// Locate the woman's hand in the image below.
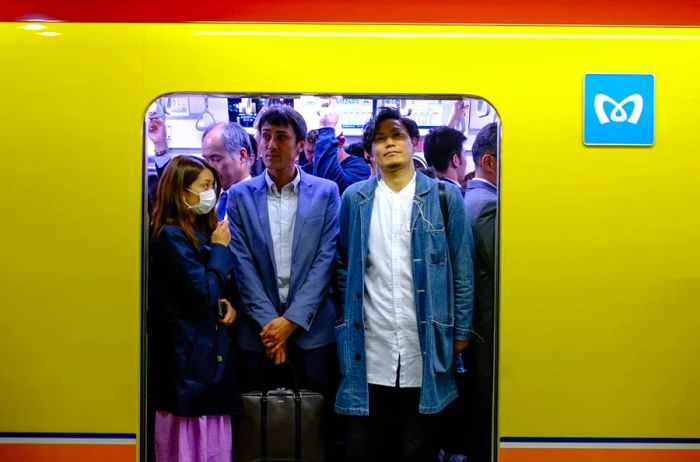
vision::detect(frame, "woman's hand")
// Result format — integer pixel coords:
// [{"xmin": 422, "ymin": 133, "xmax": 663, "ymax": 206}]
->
[
  {"xmin": 211, "ymin": 219, "xmax": 230, "ymax": 246},
  {"xmin": 217, "ymin": 298, "xmax": 237, "ymax": 327}
]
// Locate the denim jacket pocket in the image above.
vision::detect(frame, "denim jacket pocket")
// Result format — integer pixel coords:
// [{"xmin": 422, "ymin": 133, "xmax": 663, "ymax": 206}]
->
[
  {"xmin": 426, "ymin": 228, "xmax": 447, "ymax": 265},
  {"xmin": 430, "ymin": 319, "xmax": 454, "ymax": 373}
]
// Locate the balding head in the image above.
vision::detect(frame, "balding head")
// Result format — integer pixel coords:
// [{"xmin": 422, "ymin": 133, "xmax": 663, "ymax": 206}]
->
[{"xmin": 202, "ymin": 122, "xmax": 252, "ymax": 190}]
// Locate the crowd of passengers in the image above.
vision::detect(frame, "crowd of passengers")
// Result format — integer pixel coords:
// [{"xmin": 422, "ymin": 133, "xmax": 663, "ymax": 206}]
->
[{"xmin": 147, "ymin": 100, "xmax": 498, "ymax": 462}]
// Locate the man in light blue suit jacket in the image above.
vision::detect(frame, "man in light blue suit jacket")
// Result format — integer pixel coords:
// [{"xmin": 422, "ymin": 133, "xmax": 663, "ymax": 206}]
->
[{"xmin": 226, "ymin": 105, "xmax": 340, "ymax": 394}]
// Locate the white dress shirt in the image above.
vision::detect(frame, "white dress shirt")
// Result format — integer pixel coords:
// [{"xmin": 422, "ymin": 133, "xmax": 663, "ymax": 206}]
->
[
  {"xmin": 363, "ymin": 174, "xmax": 422, "ymax": 388},
  {"xmin": 265, "ymin": 168, "xmax": 300, "ymax": 304}
]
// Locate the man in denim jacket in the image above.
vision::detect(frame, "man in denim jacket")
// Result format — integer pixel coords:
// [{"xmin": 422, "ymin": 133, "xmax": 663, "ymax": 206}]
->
[{"xmin": 334, "ymin": 107, "xmax": 474, "ymax": 462}]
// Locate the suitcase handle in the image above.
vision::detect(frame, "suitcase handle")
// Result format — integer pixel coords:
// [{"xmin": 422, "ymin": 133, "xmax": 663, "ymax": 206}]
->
[{"xmin": 260, "ymin": 359, "xmax": 302, "ymax": 397}]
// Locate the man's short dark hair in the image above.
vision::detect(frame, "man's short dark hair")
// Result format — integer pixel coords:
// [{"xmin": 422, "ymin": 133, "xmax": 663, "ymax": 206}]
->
[
  {"xmin": 471, "ymin": 122, "xmax": 498, "ymax": 167},
  {"xmin": 362, "ymin": 107, "xmax": 420, "ymax": 155},
  {"xmin": 257, "ymin": 104, "xmax": 307, "ymax": 143},
  {"xmin": 423, "ymin": 126, "xmax": 466, "ymax": 173},
  {"xmin": 345, "ymin": 142, "xmax": 365, "ymax": 158},
  {"xmin": 248, "ymin": 134, "xmax": 257, "ymax": 157},
  {"xmin": 306, "ymin": 129, "xmax": 319, "ymax": 144}
]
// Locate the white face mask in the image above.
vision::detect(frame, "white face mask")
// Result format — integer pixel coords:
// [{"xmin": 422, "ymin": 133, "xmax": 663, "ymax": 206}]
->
[{"xmin": 185, "ymin": 188, "xmax": 217, "ymax": 215}]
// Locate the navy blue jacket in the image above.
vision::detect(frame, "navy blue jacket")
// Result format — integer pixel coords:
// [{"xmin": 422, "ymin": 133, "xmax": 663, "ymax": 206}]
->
[
  {"xmin": 148, "ymin": 225, "xmax": 239, "ymax": 416},
  {"xmin": 313, "ymin": 127, "xmax": 370, "ymax": 194}
]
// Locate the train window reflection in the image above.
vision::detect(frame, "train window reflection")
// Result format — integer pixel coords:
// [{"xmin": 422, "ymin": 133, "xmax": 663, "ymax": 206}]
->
[{"xmin": 142, "ymin": 93, "xmax": 500, "ymax": 462}]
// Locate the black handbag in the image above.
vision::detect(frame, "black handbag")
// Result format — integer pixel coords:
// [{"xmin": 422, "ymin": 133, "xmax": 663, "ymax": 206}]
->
[{"xmin": 234, "ymin": 362, "xmax": 325, "ymax": 462}]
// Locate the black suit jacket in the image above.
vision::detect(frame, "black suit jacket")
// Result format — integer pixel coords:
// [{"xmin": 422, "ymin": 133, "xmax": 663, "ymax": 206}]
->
[{"xmin": 463, "ymin": 180, "xmax": 497, "ymax": 376}]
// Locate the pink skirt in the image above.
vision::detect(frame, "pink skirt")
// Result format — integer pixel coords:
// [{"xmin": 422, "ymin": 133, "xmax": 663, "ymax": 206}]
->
[{"xmin": 154, "ymin": 410, "xmax": 232, "ymax": 462}]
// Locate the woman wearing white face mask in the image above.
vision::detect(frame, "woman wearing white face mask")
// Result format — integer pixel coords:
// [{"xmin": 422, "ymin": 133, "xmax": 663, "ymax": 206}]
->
[{"xmin": 149, "ymin": 155, "xmax": 239, "ymax": 462}]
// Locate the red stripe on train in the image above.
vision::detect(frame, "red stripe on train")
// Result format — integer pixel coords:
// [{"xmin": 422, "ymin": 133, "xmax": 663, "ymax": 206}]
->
[{"xmin": 3, "ymin": 0, "xmax": 700, "ymax": 26}]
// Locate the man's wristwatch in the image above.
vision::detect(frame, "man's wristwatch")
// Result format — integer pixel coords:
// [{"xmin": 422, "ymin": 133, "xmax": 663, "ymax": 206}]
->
[{"xmin": 154, "ymin": 148, "xmax": 169, "ymax": 157}]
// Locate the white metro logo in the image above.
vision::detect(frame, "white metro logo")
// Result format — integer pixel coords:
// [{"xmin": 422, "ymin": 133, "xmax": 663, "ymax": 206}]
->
[{"xmin": 593, "ymin": 94, "xmax": 643, "ymax": 125}]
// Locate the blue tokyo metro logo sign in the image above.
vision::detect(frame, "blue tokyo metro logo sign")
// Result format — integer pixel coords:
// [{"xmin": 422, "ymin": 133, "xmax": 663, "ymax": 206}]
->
[{"xmin": 583, "ymin": 73, "xmax": 655, "ymax": 146}]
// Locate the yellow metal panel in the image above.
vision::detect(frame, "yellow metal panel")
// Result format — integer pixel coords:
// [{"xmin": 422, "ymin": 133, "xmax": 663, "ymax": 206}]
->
[
  {"xmin": 0, "ymin": 23, "xmax": 698, "ymax": 450},
  {"xmin": 0, "ymin": 23, "xmax": 145, "ymax": 434}
]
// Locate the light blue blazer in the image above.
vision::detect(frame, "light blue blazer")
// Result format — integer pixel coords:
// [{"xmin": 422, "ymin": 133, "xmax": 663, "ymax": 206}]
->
[{"xmin": 226, "ymin": 170, "xmax": 340, "ymax": 352}]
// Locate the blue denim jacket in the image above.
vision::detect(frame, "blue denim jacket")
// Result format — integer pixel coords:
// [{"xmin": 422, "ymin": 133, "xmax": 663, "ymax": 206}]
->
[{"xmin": 334, "ymin": 172, "xmax": 474, "ymax": 415}]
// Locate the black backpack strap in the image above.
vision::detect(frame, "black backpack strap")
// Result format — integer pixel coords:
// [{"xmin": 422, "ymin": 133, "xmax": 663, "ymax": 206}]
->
[{"xmin": 438, "ymin": 181, "xmax": 449, "ymax": 229}]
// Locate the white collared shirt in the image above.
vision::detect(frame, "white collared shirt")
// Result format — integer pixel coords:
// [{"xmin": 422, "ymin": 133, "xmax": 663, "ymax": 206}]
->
[
  {"xmin": 265, "ymin": 168, "xmax": 301, "ymax": 304},
  {"xmin": 363, "ymin": 174, "xmax": 422, "ymax": 388}
]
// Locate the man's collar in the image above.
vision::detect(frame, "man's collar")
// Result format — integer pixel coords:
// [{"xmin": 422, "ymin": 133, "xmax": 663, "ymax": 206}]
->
[
  {"xmin": 442, "ymin": 176, "xmax": 461, "ymax": 188},
  {"xmin": 378, "ymin": 172, "xmax": 416, "ymax": 196},
  {"xmin": 264, "ymin": 166, "xmax": 301, "ymax": 193},
  {"xmin": 472, "ymin": 177, "xmax": 497, "ymax": 189}
]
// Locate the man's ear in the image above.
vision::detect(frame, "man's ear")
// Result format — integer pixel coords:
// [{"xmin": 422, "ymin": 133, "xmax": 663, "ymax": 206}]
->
[
  {"xmin": 481, "ymin": 152, "xmax": 495, "ymax": 170},
  {"xmin": 296, "ymin": 139, "xmax": 306, "ymax": 153},
  {"xmin": 238, "ymin": 147, "xmax": 249, "ymax": 162},
  {"xmin": 337, "ymin": 135, "xmax": 346, "ymax": 148},
  {"xmin": 451, "ymin": 153, "xmax": 460, "ymax": 169}
]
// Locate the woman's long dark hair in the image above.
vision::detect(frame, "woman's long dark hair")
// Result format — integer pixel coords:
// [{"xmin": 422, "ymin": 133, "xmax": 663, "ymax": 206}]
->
[{"xmin": 150, "ymin": 155, "xmax": 222, "ymax": 249}]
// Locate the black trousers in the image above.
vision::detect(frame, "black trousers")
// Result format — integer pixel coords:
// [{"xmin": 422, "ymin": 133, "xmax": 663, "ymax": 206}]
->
[
  {"xmin": 437, "ymin": 373, "xmax": 493, "ymax": 461},
  {"xmin": 237, "ymin": 342, "xmax": 336, "ymax": 393},
  {"xmin": 345, "ymin": 385, "xmax": 440, "ymax": 462},
  {"xmin": 465, "ymin": 374, "xmax": 493, "ymax": 462}
]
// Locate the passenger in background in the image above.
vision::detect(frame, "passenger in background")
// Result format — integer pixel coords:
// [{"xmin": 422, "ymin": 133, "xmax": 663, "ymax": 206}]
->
[
  {"xmin": 447, "ymin": 99, "xmax": 469, "ymax": 132},
  {"xmin": 412, "ymin": 152, "xmax": 428, "ymax": 171},
  {"xmin": 300, "ymin": 129, "xmax": 318, "ymax": 174},
  {"xmin": 344, "ymin": 141, "xmax": 365, "ymax": 161},
  {"xmin": 149, "ymin": 156, "xmax": 238, "ymax": 462},
  {"xmin": 463, "ymin": 122, "xmax": 498, "ymax": 462},
  {"xmin": 423, "ymin": 126, "xmax": 468, "ymax": 196},
  {"xmin": 249, "ymin": 133, "xmax": 265, "ymax": 177},
  {"xmin": 460, "ymin": 170, "xmax": 475, "ymax": 191},
  {"xmin": 227, "ymin": 104, "xmax": 339, "ymax": 394},
  {"xmin": 310, "ymin": 102, "xmax": 371, "ymax": 194},
  {"xmin": 201, "ymin": 122, "xmax": 254, "ymax": 219},
  {"xmin": 361, "ymin": 149, "xmax": 379, "ymax": 178},
  {"xmin": 417, "ymin": 165, "xmax": 438, "ymax": 179},
  {"xmin": 335, "ymin": 107, "xmax": 474, "ymax": 462},
  {"xmin": 147, "ymin": 115, "xmax": 172, "ymax": 178},
  {"xmin": 147, "ymin": 117, "xmax": 254, "ymax": 219},
  {"xmin": 250, "ymin": 105, "xmax": 270, "ymax": 177}
]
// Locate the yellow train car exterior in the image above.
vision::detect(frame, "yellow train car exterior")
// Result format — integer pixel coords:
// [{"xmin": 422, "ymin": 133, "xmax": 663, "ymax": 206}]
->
[{"xmin": 0, "ymin": 22, "xmax": 699, "ymax": 461}]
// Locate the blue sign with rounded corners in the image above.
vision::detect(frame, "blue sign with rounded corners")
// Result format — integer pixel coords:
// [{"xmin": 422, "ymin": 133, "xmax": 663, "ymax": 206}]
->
[{"xmin": 584, "ymin": 73, "xmax": 655, "ymax": 146}]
